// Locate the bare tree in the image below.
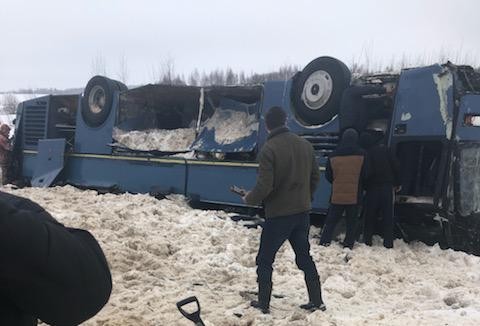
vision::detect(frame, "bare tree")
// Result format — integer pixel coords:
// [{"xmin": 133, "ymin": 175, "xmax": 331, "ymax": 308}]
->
[
  {"xmin": 238, "ymin": 71, "xmax": 246, "ymax": 85},
  {"xmin": 91, "ymin": 52, "xmax": 107, "ymax": 76},
  {"xmin": 160, "ymin": 57, "xmax": 176, "ymax": 85},
  {"xmin": 117, "ymin": 54, "xmax": 129, "ymax": 84},
  {"xmin": 188, "ymin": 69, "xmax": 201, "ymax": 86},
  {"xmin": 225, "ymin": 68, "xmax": 237, "ymax": 85},
  {"xmin": 150, "ymin": 57, "xmax": 178, "ymax": 85},
  {"xmin": 1, "ymin": 94, "xmax": 19, "ymax": 114}
]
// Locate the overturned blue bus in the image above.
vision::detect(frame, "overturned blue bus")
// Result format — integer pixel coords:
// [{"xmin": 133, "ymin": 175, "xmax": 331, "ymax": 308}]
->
[{"xmin": 12, "ymin": 56, "xmax": 480, "ymax": 254}]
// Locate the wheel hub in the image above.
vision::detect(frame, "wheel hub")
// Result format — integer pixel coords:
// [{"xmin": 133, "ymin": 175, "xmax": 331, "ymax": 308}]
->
[
  {"xmin": 301, "ymin": 70, "xmax": 333, "ymax": 110},
  {"xmin": 88, "ymin": 85, "xmax": 106, "ymax": 114}
]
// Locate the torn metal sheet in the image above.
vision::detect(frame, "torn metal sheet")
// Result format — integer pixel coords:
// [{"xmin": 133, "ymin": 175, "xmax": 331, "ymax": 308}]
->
[
  {"xmin": 192, "ymin": 99, "xmax": 259, "ymax": 153},
  {"xmin": 433, "ymin": 68, "xmax": 454, "ymax": 139},
  {"xmin": 31, "ymin": 138, "xmax": 66, "ymax": 187}
]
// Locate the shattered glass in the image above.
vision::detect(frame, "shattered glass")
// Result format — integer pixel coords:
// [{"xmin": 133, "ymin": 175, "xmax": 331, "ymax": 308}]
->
[{"xmin": 459, "ymin": 146, "xmax": 480, "ymax": 216}]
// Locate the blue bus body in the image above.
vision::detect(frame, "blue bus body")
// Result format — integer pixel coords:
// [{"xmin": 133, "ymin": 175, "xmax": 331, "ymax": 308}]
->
[{"xmin": 12, "ymin": 58, "xmax": 480, "ymax": 254}]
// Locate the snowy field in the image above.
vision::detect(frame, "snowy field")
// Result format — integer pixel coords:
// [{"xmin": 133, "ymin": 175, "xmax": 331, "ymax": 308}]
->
[
  {"xmin": 1, "ymin": 93, "xmax": 46, "ymax": 135},
  {"xmin": 2, "ymin": 185, "xmax": 480, "ymax": 326}
]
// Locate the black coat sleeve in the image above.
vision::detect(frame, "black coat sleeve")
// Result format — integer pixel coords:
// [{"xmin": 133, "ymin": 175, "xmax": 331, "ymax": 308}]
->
[
  {"xmin": 361, "ymin": 152, "xmax": 372, "ymax": 186},
  {"xmin": 0, "ymin": 191, "xmax": 62, "ymax": 225},
  {"xmin": 325, "ymin": 157, "xmax": 333, "ymax": 184}
]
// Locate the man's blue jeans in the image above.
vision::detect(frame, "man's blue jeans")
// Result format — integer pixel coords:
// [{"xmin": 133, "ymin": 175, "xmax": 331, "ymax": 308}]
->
[{"xmin": 256, "ymin": 212, "xmax": 319, "ymax": 284}]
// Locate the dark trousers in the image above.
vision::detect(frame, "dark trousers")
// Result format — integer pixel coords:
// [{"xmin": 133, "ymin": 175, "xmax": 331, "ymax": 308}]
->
[
  {"xmin": 319, "ymin": 204, "xmax": 358, "ymax": 248},
  {"xmin": 364, "ymin": 185, "xmax": 395, "ymax": 248},
  {"xmin": 256, "ymin": 212, "xmax": 319, "ymax": 284},
  {"xmin": 0, "ymin": 205, "xmax": 112, "ymax": 326}
]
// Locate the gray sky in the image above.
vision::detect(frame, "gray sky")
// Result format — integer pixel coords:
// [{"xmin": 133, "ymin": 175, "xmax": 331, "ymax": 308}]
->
[{"xmin": 0, "ymin": 0, "xmax": 479, "ymax": 91}]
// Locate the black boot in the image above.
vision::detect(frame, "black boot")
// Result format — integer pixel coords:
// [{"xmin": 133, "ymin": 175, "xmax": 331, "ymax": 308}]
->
[
  {"xmin": 300, "ymin": 276, "xmax": 326, "ymax": 312},
  {"xmin": 250, "ymin": 281, "xmax": 272, "ymax": 314}
]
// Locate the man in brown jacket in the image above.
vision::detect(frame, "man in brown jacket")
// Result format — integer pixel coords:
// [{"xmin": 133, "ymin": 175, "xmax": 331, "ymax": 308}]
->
[
  {"xmin": 243, "ymin": 106, "xmax": 325, "ymax": 314},
  {"xmin": 0, "ymin": 124, "xmax": 12, "ymax": 185},
  {"xmin": 319, "ymin": 128, "xmax": 370, "ymax": 248}
]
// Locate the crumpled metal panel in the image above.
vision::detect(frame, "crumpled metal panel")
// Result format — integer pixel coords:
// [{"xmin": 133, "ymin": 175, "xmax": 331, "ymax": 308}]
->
[
  {"xmin": 31, "ymin": 138, "xmax": 66, "ymax": 187},
  {"xmin": 191, "ymin": 126, "xmax": 258, "ymax": 153},
  {"xmin": 390, "ymin": 64, "xmax": 454, "ymax": 140},
  {"xmin": 192, "ymin": 98, "xmax": 259, "ymax": 153}
]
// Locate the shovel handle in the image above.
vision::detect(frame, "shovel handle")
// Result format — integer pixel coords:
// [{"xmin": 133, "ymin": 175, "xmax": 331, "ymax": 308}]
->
[{"xmin": 176, "ymin": 296, "xmax": 205, "ymax": 326}]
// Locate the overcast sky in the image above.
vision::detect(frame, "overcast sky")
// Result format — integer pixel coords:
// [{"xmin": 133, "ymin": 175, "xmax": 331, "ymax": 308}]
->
[{"xmin": 0, "ymin": 0, "xmax": 479, "ymax": 91}]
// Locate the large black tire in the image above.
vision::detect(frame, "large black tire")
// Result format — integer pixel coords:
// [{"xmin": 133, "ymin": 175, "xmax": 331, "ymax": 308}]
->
[
  {"xmin": 81, "ymin": 76, "xmax": 123, "ymax": 128},
  {"xmin": 291, "ymin": 56, "xmax": 351, "ymax": 125},
  {"xmin": 114, "ymin": 80, "xmax": 128, "ymax": 92}
]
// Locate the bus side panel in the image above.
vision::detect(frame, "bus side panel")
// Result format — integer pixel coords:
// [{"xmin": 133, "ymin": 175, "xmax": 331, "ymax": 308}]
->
[
  {"xmin": 186, "ymin": 163, "xmax": 258, "ymax": 206},
  {"xmin": 63, "ymin": 156, "xmax": 187, "ymax": 194},
  {"xmin": 311, "ymin": 169, "xmax": 331, "ymax": 215}
]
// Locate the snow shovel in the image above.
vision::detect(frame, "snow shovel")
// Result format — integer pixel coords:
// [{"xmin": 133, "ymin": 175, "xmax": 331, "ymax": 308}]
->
[{"xmin": 176, "ymin": 296, "xmax": 206, "ymax": 326}]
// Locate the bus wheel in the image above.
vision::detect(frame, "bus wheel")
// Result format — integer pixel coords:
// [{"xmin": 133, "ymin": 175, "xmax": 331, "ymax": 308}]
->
[
  {"xmin": 81, "ymin": 76, "xmax": 123, "ymax": 128},
  {"xmin": 291, "ymin": 56, "xmax": 351, "ymax": 126}
]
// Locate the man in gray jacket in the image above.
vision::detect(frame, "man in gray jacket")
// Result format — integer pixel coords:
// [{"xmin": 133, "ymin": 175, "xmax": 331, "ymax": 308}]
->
[{"xmin": 243, "ymin": 106, "xmax": 325, "ymax": 314}]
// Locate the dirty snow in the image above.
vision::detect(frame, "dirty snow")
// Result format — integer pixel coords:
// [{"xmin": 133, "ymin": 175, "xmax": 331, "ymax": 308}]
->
[
  {"xmin": 2, "ymin": 185, "xmax": 480, "ymax": 326},
  {"xmin": 203, "ymin": 109, "xmax": 258, "ymax": 145},
  {"xmin": 112, "ymin": 127, "xmax": 196, "ymax": 152}
]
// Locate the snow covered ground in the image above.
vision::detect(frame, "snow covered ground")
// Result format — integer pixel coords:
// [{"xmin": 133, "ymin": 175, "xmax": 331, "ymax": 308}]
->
[{"xmin": 2, "ymin": 185, "xmax": 480, "ymax": 326}]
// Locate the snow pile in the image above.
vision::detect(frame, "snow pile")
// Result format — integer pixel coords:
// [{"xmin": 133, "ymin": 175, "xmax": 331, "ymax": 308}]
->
[
  {"xmin": 203, "ymin": 109, "xmax": 258, "ymax": 145},
  {"xmin": 3, "ymin": 186, "xmax": 480, "ymax": 326},
  {"xmin": 113, "ymin": 127, "xmax": 196, "ymax": 152}
]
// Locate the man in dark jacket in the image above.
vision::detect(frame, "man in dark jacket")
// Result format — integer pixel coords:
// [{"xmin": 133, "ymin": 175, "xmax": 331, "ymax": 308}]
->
[
  {"xmin": 0, "ymin": 191, "xmax": 112, "ymax": 326},
  {"xmin": 339, "ymin": 84, "xmax": 389, "ymax": 134},
  {"xmin": 243, "ymin": 106, "xmax": 325, "ymax": 313},
  {"xmin": 360, "ymin": 132, "xmax": 401, "ymax": 248},
  {"xmin": 319, "ymin": 128, "xmax": 369, "ymax": 249}
]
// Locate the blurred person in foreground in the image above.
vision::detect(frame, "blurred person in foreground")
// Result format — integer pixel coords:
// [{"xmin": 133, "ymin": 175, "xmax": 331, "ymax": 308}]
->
[
  {"xmin": 319, "ymin": 128, "xmax": 370, "ymax": 249},
  {"xmin": 360, "ymin": 131, "xmax": 401, "ymax": 248},
  {"xmin": 0, "ymin": 123, "xmax": 12, "ymax": 185},
  {"xmin": 0, "ymin": 191, "xmax": 112, "ymax": 326},
  {"xmin": 243, "ymin": 106, "xmax": 325, "ymax": 314}
]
